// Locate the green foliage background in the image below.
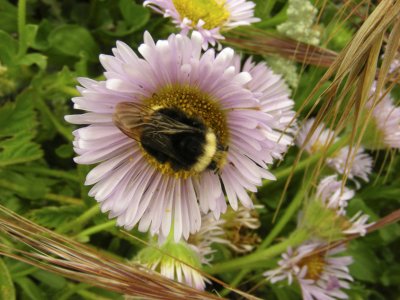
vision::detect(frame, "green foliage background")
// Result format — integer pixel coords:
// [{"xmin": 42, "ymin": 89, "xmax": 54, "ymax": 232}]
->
[{"xmin": 0, "ymin": 0, "xmax": 399, "ymax": 299}]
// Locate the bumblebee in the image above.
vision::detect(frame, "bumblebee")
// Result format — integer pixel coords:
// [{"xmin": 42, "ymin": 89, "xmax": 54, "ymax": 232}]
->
[{"xmin": 113, "ymin": 102, "xmax": 226, "ymax": 173}]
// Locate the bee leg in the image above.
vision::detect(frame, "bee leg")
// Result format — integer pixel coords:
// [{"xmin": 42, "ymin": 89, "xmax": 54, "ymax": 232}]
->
[{"xmin": 207, "ymin": 161, "xmax": 221, "ymax": 174}]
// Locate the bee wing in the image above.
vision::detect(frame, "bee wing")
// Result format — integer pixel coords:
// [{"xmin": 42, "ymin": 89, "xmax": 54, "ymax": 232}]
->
[
  {"xmin": 113, "ymin": 102, "xmax": 153, "ymax": 141},
  {"xmin": 113, "ymin": 102, "xmax": 201, "ymax": 140},
  {"xmin": 147, "ymin": 114, "xmax": 201, "ymax": 134}
]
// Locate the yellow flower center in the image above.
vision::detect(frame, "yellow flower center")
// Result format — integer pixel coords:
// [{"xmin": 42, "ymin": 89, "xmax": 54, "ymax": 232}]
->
[
  {"xmin": 336, "ymin": 214, "xmax": 354, "ymax": 232},
  {"xmin": 172, "ymin": 0, "xmax": 230, "ymax": 30},
  {"xmin": 298, "ymin": 253, "xmax": 326, "ymax": 281},
  {"xmin": 141, "ymin": 85, "xmax": 228, "ymax": 179},
  {"xmin": 310, "ymin": 141, "xmax": 324, "ymax": 153}
]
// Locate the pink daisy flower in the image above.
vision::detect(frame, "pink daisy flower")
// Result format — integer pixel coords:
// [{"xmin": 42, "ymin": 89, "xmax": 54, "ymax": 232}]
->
[
  {"xmin": 315, "ymin": 176, "xmax": 372, "ymax": 237},
  {"xmin": 326, "ymin": 146, "xmax": 373, "ymax": 185},
  {"xmin": 188, "ymin": 213, "xmax": 229, "ymax": 265},
  {"xmin": 143, "ymin": 0, "xmax": 260, "ymax": 47},
  {"xmin": 66, "ymin": 32, "xmax": 294, "ymax": 241},
  {"xmin": 264, "ymin": 243, "xmax": 354, "ymax": 300},
  {"xmin": 220, "ymin": 204, "xmax": 261, "ymax": 253},
  {"xmin": 297, "ymin": 119, "xmax": 373, "ymax": 184},
  {"xmin": 316, "ymin": 175, "xmax": 354, "ymax": 214},
  {"xmin": 296, "ymin": 118, "xmax": 337, "ymax": 157},
  {"xmin": 235, "ymin": 56, "xmax": 296, "ymax": 157},
  {"xmin": 364, "ymin": 84, "xmax": 400, "ymax": 149}
]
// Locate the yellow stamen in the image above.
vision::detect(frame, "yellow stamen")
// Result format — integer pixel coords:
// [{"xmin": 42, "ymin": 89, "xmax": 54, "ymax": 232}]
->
[
  {"xmin": 172, "ymin": 0, "xmax": 230, "ymax": 30},
  {"xmin": 298, "ymin": 253, "xmax": 326, "ymax": 281},
  {"xmin": 310, "ymin": 141, "xmax": 324, "ymax": 153}
]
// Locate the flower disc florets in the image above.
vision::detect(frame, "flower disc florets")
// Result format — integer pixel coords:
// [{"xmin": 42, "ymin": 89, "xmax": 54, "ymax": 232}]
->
[
  {"xmin": 66, "ymin": 32, "xmax": 294, "ymax": 241},
  {"xmin": 264, "ymin": 243, "xmax": 354, "ymax": 300},
  {"xmin": 362, "ymin": 84, "xmax": 400, "ymax": 149},
  {"xmin": 297, "ymin": 119, "xmax": 373, "ymax": 184},
  {"xmin": 316, "ymin": 175, "xmax": 354, "ymax": 213},
  {"xmin": 312, "ymin": 176, "xmax": 372, "ymax": 237},
  {"xmin": 143, "ymin": 0, "xmax": 260, "ymax": 47}
]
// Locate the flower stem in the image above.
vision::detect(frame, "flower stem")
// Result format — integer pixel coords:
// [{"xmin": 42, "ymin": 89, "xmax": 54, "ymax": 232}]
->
[
  {"xmin": 259, "ymin": 5, "xmax": 288, "ymax": 27},
  {"xmin": 206, "ymin": 229, "xmax": 308, "ymax": 274},
  {"xmin": 10, "ymin": 166, "xmax": 79, "ymax": 182},
  {"xmin": 17, "ymin": 0, "xmax": 27, "ymax": 57},
  {"xmin": 219, "ymin": 269, "xmax": 247, "ymax": 297},
  {"xmin": 74, "ymin": 220, "xmax": 116, "ymax": 239},
  {"xmin": 263, "ymin": 0, "xmax": 278, "ymax": 16},
  {"xmin": 60, "ymin": 86, "xmax": 80, "ymax": 97},
  {"xmin": 76, "ymin": 290, "xmax": 107, "ymax": 300},
  {"xmin": 260, "ymin": 178, "xmax": 312, "ymax": 249},
  {"xmin": 44, "ymin": 193, "xmax": 82, "ymax": 205},
  {"xmin": 35, "ymin": 96, "xmax": 73, "ymax": 142},
  {"xmin": 57, "ymin": 204, "xmax": 100, "ymax": 234},
  {"xmin": 0, "ymin": 154, "xmax": 43, "ymax": 167},
  {"xmin": 0, "ymin": 179, "xmax": 81, "ymax": 205}
]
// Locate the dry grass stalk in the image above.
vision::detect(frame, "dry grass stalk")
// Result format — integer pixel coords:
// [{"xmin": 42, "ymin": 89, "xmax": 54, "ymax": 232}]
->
[
  {"xmin": 225, "ymin": 27, "xmax": 338, "ymax": 67},
  {"xmin": 223, "ymin": 0, "xmax": 374, "ymax": 69},
  {"xmin": 294, "ymin": 0, "xmax": 399, "ymax": 180},
  {"xmin": 262, "ymin": 0, "xmax": 400, "ymax": 219},
  {"xmin": 0, "ymin": 205, "xmax": 225, "ymax": 300}
]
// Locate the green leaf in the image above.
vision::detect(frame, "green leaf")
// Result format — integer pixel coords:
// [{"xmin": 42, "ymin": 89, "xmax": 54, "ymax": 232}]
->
[
  {"xmin": 361, "ymin": 186, "xmax": 400, "ymax": 201},
  {"xmin": 15, "ymin": 277, "xmax": 45, "ymax": 300},
  {"xmin": 119, "ymin": 0, "xmax": 150, "ymax": 30},
  {"xmin": 0, "ymin": 0, "xmax": 17, "ymax": 33},
  {"xmin": 55, "ymin": 143, "xmax": 74, "ymax": 158},
  {"xmin": 381, "ymin": 265, "xmax": 400, "ymax": 286},
  {"xmin": 101, "ymin": 0, "xmax": 150, "ymax": 37},
  {"xmin": 8, "ymin": 261, "xmax": 37, "ymax": 279},
  {"xmin": 74, "ymin": 52, "xmax": 89, "ymax": 77},
  {"xmin": 0, "ymin": 30, "xmax": 18, "ymax": 65},
  {"xmin": 0, "ymin": 259, "xmax": 16, "ymax": 300},
  {"xmin": 28, "ymin": 206, "xmax": 83, "ymax": 229},
  {"xmin": 30, "ymin": 20, "xmax": 53, "ymax": 51},
  {"xmin": 0, "ymin": 89, "xmax": 43, "ymax": 167},
  {"xmin": 349, "ymin": 241, "xmax": 380, "ymax": 283},
  {"xmin": 270, "ymin": 284, "xmax": 299, "ymax": 300},
  {"xmin": 48, "ymin": 25, "xmax": 100, "ymax": 61},
  {"xmin": 0, "ymin": 170, "xmax": 49, "ymax": 200},
  {"xmin": 253, "ymin": 0, "xmax": 287, "ymax": 28},
  {"xmin": 25, "ymin": 24, "xmax": 39, "ymax": 48},
  {"xmin": 0, "ymin": 190, "xmax": 22, "ymax": 212},
  {"xmin": 19, "ymin": 53, "xmax": 48, "ymax": 70},
  {"xmin": 379, "ymin": 223, "xmax": 400, "ymax": 243},
  {"xmin": 31, "ymin": 270, "xmax": 67, "ymax": 290}
]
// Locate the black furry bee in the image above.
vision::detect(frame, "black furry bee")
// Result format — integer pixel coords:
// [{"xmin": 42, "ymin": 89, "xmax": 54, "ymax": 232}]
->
[{"xmin": 113, "ymin": 102, "xmax": 226, "ymax": 172}]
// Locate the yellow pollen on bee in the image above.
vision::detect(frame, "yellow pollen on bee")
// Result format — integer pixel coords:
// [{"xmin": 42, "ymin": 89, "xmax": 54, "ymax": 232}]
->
[
  {"xmin": 172, "ymin": 0, "xmax": 230, "ymax": 30},
  {"xmin": 192, "ymin": 131, "xmax": 217, "ymax": 172},
  {"xmin": 140, "ymin": 84, "xmax": 229, "ymax": 179}
]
